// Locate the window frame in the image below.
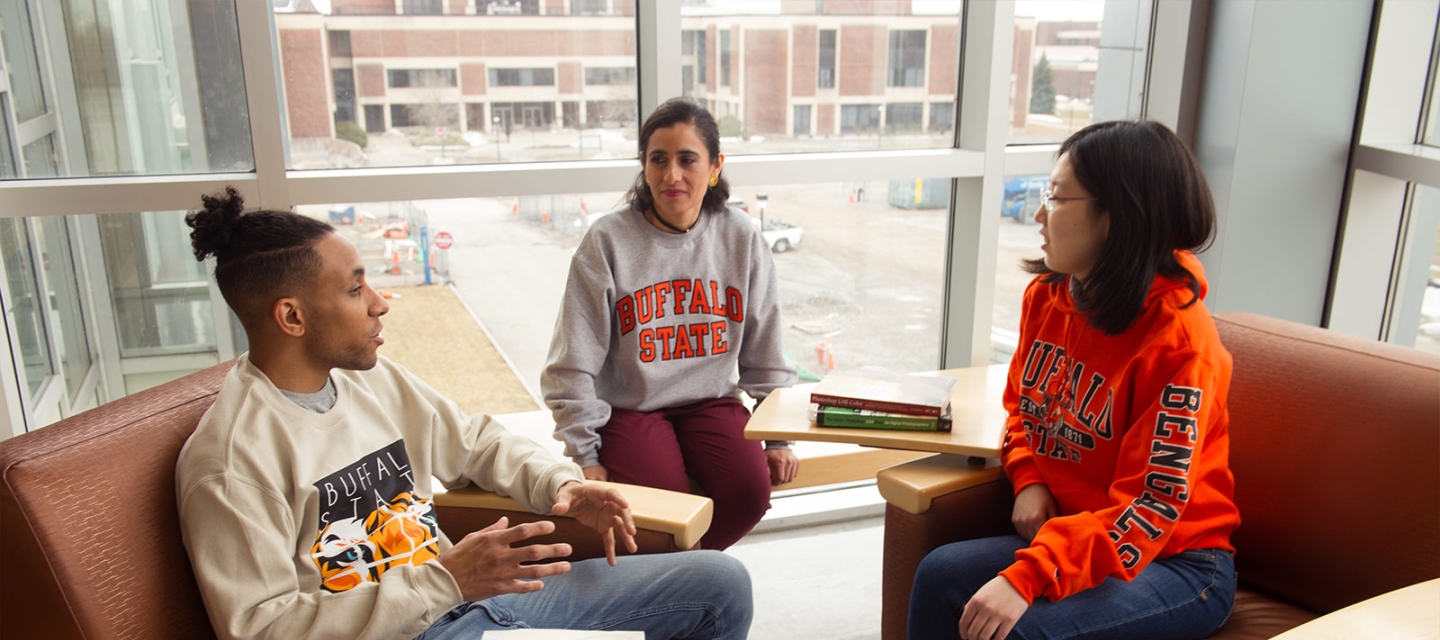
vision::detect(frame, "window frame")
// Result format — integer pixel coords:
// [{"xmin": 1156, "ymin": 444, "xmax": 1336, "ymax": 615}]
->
[{"xmin": 0, "ymin": 0, "xmax": 1210, "ymax": 436}]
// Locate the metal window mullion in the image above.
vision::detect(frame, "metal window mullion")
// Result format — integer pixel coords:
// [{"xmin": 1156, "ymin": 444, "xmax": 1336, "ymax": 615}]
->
[
  {"xmin": 637, "ymin": 0, "xmax": 681, "ymax": 122},
  {"xmin": 235, "ymin": 0, "xmax": 291, "ymax": 211},
  {"xmin": 73, "ymin": 214, "xmax": 125, "ymax": 405},
  {"xmin": 277, "ymin": 148, "xmax": 984, "ymax": 207},
  {"xmin": 13, "ymin": 112, "xmax": 55, "ymax": 148},
  {"xmin": 0, "ymin": 173, "xmax": 261, "ymax": 219},
  {"xmin": 20, "ymin": 218, "xmax": 62, "ymax": 423},
  {"xmin": 0, "ymin": 223, "xmax": 34, "ymax": 434},
  {"xmin": 1355, "ymin": 143, "xmax": 1440, "ymax": 189},
  {"xmin": 30, "ymin": 0, "xmax": 89, "ymax": 176},
  {"xmin": 943, "ymin": 0, "xmax": 1013, "ymax": 369}
]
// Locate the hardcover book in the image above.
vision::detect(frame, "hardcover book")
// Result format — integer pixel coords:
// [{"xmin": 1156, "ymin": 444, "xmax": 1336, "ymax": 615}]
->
[
  {"xmin": 809, "ymin": 405, "xmax": 953, "ymax": 432},
  {"xmin": 808, "ymin": 367, "xmax": 956, "ymax": 417}
]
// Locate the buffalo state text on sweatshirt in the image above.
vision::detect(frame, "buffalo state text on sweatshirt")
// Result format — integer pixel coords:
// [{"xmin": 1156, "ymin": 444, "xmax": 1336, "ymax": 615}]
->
[{"xmin": 542, "ymin": 206, "xmax": 796, "ymax": 467}]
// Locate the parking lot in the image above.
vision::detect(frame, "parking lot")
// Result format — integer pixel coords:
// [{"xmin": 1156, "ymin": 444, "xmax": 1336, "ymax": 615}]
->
[{"xmin": 319, "ymin": 185, "xmax": 1043, "ymax": 395}]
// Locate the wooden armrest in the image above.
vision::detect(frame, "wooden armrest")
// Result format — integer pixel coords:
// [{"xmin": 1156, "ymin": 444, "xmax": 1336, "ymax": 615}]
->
[
  {"xmin": 1268, "ymin": 578, "xmax": 1439, "ymax": 640},
  {"xmin": 876, "ymin": 454, "xmax": 1005, "ymax": 515},
  {"xmin": 433, "ymin": 480, "xmax": 714, "ymax": 551}
]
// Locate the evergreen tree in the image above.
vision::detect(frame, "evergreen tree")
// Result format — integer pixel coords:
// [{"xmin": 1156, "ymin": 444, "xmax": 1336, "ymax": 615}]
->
[{"xmin": 1030, "ymin": 53, "xmax": 1057, "ymax": 115}]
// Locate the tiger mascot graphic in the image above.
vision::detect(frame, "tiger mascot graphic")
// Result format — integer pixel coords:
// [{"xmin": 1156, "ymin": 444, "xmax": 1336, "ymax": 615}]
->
[{"xmin": 312, "ymin": 491, "xmax": 440, "ymax": 592}]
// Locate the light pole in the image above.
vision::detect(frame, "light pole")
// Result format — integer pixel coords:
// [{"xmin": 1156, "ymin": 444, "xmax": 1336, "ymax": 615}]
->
[{"xmin": 492, "ymin": 115, "xmax": 501, "ymax": 162}]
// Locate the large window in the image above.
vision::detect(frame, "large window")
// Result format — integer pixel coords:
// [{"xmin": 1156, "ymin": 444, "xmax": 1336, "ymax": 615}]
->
[
  {"xmin": 680, "ymin": 2, "xmax": 961, "ymax": 154},
  {"xmin": 1008, "ymin": 0, "xmax": 1150, "ymax": 144},
  {"xmin": 819, "ymin": 30, "xmax": 836, "ymax": 89},
  {"xmin": 887, "ymin": 30, "xmax": 927, "ymax": 87},
  {"xmin": 274, "ymin": 6, "xmax": 638, "ymax": 168},
  {"xmin": 0, "ymin": 0, "xmax": 1191, "ymax": 448},
  {"xmin": 0, "ymin": 0, "xmax": 254, "ymax": 178},
  {"xmin": 720, "ymin": 30, "xmax": 731, "ymax": 87},
  {"xmin": 402, "ymin": 0, "xmax": 443, "ymax": 15},
  {"xmin": 488, "ymin": 68, "xmax": 556, "ymax": 87},
  {"xmin": 388, "ymin": 69, "xmax": 458, "ymax": 88},
  {"xmin": 585, "ymin": 67, "xmax": 635, "ymax": 86}
]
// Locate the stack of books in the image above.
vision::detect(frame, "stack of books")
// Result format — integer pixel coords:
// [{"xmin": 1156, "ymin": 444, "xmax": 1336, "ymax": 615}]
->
[{"xmin": 807, "ymin": 367, "xmax": 956, "ymax": 432}]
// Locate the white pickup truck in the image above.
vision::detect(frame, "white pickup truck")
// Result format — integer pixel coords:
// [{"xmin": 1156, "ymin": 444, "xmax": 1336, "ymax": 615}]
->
[
  {"xmin": 758, "ymin": 218, "xmax": 803, "ymax": 253},
  {"xmin": 729, "ymin": 197, "xmax": 803, "ymax": 253}
]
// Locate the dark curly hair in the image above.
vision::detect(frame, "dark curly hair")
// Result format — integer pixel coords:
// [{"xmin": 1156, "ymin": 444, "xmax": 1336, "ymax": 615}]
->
[
  {"xmin": 624, "ymin": 97, "xmax": 731, "ymax": 217},
  {"xmin": 186, "ymin": 186, "xmax": 334, "ymax": 328},
  {"xmin": 1023, "ymin": 120, "xmax": 1217, "ymax": 335}
]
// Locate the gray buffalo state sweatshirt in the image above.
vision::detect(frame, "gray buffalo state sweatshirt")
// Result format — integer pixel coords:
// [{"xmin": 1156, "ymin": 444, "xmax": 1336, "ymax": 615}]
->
[{"xmin": 542, "ymin": 205, "xmax": 797, "ymax": 467}]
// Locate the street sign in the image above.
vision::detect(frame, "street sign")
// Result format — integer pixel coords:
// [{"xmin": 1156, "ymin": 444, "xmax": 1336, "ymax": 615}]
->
[{"xmin": 434, "ymin": 231, "xmax": 454, "ymax": 250}]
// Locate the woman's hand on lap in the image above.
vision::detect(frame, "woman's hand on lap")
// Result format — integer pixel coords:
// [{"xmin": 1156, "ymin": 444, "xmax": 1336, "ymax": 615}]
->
[
  {"xmin": 1011, "ymin": 483, "xmax": 1057, "ymax": 541},
  {"xmin": 959, "ymin": 576, "xmax": 1028, "ymax": 640},
  {"xmin": 766, "ymin": 448, "xmax": 800, "ymax": 486}
]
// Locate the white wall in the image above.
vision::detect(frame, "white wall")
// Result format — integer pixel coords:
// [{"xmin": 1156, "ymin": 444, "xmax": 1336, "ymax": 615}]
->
[{"xmin": 1193, "ymin": 0, "xmax": 1373, "ymax": 325}]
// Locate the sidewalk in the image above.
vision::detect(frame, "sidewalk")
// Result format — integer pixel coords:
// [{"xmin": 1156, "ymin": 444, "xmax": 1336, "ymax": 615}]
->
[{"xmin": 376, "ymin": 284, "xmax": 541, "ymax": 416}]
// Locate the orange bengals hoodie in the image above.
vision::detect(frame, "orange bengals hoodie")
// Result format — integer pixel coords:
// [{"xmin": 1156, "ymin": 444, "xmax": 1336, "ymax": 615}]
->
[{"xmin": 998, "ymin": 250, "xmax": 1240, "ymax": 604}]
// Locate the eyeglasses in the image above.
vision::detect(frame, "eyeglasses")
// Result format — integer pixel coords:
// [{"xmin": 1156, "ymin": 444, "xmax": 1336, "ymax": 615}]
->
[{"xmin": 1041, "ymin": 188, "xmax": 1098, "ymax": 209}]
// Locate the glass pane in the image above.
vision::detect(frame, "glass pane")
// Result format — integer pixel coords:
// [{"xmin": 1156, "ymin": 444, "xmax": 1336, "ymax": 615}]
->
[
  {"xmin": 992, "ymin": 173, "xmax": 1047, "ymax": 362},
  {"xmin": 681, "ymin": 1, "xmax": 962, "ymax": 154},
  {"xmin": 99, "ymin": 211, "xmax": 216, "ymax": 356},
  {"xmin": 0, "ymin": 99, "xmax": 15, "ymax": 178},
  {"xmin": 273, "ymin": 3, "xmax": 639, "ymax": 169},
  {"xmin": 1404, "ymin": 185, "xmax": 1440, "ymax": 354},
  {"xmin": 0, "ymin": 0, "xmax": 255, "ymax": 179},
  {"xmin": 0, "ymin": 0, "xmax": 47, "ymax": 122},
  {"xmin": 0, "ymin": 218, "xmax": 52, "ymax": 397},
  {"xmin": 21, "ymin": 133, "xmax": 57, "ymax": 177},
  {"xmin": 304, "ymin": 182, "xmax": 948, "ymax": 399},
  {"xmin": 1427, "ymin": 27, "xmax": 1440, "ymax": 147},
  {"xmin": 1010, "ymin": 0, "xmax": 1149, "ymax": 144},
  {"xmin": 35, "ymin": 217, "xmax": 91, "ymax": 395}
]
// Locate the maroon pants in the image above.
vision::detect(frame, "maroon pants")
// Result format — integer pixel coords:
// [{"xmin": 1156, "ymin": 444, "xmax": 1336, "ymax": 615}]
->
[{"xmin": 598, "ymin": 397, "xmax": 771, "ymax": 550}]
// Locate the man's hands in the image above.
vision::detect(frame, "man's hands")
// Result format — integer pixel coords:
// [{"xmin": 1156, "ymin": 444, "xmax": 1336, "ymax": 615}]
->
[
  {"xmin": 436, "ymin": 517, "xmax": 574, "ymax": 602},
  {"xmin": 1011, "ymin": 483, "xmax": 1057, "ymax": 541},
  {"xmin": 581, "ymin": 464, "xmax": 609, "ymax": 482},
  {"xmin": 958, "ymin": 576, "xmax": 1029, "ymax": 640},
  {"xmin": 552, "ymin": 481, "xmax": 638, "ymax": 566},
  {"xmin": 766, "ymin": 448, "xmax": 800, "ymax": 486}
]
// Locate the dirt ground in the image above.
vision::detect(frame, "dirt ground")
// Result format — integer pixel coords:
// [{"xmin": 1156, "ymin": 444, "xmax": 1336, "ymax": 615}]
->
[{"xmin": 373, "ymin": 283, "xmax": 541, "ymax": 416}]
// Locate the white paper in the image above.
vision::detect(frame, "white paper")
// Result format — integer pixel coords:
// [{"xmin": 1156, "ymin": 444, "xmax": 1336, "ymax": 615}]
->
[{"xmin": 481, "ymin": 631, "xmax": 644, "ymax": 639}]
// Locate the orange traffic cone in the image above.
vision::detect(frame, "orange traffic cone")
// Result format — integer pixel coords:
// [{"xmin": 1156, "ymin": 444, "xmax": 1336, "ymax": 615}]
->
[
  {"xmin": 389, "ymin": 247, "xmax": 402, "ymax": 275},
  {"xmin": 848, "ymin": 190, "xmax": 855, "ymax": 204}
]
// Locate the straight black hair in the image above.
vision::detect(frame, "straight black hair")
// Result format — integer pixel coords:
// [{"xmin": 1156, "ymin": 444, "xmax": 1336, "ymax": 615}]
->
[
  {"xmin": 1023, "ymin": 120, "xmax": 1216, "ymax": 335},
  {"xmin": 186, "ymin": 186, "xmax": 334, "ymax": 329},
  {"xmin": 624, "ymin": 97, "xmax": 730, "ymax": 216}
]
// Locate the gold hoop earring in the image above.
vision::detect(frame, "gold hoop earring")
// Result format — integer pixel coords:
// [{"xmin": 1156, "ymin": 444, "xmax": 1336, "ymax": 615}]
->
[
  {"xmin": 643, "ymin": 177, "xmax": 649, "ymax": 186},
  {"xmin": 708, "ymin": 175, "xmax": 719, "ymax": 187}
]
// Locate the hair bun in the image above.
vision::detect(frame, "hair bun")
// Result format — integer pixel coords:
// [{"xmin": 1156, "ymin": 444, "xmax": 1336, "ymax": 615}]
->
[{"xmin": 186, "ymin": 186, "xmax": 245, "ymax": 261}]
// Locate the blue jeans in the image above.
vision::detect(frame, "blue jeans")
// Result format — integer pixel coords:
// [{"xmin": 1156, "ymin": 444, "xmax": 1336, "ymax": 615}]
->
[
  {"xmin": 415, "ymin": 550, "xmax": 752, "ymax": 640},
  {"xmin": 908, "ymin": 536, "xmax": 1235, "ymax": 640}
]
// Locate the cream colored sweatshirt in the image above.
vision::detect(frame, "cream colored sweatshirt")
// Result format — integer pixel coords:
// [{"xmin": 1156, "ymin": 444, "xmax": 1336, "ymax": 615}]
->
[{"xmin": 176, "ymin": 354, "xmax": 582, "ymax": 640}]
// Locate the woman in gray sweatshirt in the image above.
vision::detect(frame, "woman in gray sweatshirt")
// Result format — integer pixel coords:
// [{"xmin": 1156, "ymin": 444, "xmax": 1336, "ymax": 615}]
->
[{"xmin": 541, "ymin": 98, "xmax": 798, "ymax": 550}]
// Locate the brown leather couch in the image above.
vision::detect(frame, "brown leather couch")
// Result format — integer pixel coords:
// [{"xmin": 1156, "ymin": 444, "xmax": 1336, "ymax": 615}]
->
[
  {"xmin": 877, "ymin": 311, "xmax": 1440, "ymax": 640},
  {"xmin": 0, "ymin": 361, "xmax": 712, "ymax": 640}
]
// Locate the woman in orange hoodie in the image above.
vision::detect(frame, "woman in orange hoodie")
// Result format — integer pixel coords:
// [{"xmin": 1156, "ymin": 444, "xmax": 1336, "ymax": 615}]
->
[{"xmin": 908, "ymin": 120, "xmax": 1240, "ymax": 640}]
